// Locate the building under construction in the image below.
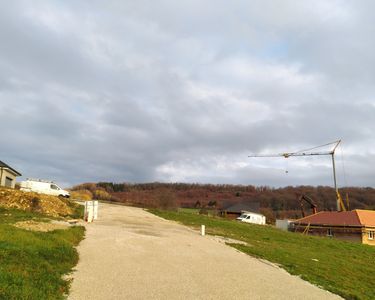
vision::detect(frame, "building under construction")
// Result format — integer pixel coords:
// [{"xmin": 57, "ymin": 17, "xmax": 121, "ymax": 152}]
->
[
  {"xmin": 249, "ymin": 140, "xmax": 375, "ymax": 246},
  {"xmin": 293, "ymin": 210, "xmax": 375, "ymax": 246}
]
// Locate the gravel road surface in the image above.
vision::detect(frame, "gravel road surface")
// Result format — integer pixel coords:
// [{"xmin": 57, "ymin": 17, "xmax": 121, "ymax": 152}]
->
[{"xmin": 69, "ymin": 203, "xmax": 341, "ymax": 300}]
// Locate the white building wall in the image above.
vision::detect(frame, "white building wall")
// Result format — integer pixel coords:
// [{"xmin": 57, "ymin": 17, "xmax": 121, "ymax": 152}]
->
[
  {"xmin": 276, "ymin": 219, "xmax": 293, "ymax": 231},
  {"xmin": 0, "ymin": 169, "xmax": 17, "ymax": 188}
]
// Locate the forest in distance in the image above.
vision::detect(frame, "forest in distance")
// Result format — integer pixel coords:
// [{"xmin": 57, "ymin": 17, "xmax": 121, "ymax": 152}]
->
[{"xmin": 71, "ymin": 182, "xmax": 375, "ymax": 221}]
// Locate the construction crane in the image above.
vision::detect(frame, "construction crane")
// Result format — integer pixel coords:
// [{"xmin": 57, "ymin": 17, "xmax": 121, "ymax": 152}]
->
[
  {"xmin": 248, "ymin": 140, "xmax": 347, "ymax": 212},
  {"xmin": 298, "ymin": 194, "xmax": 317, "ymax": 217}
]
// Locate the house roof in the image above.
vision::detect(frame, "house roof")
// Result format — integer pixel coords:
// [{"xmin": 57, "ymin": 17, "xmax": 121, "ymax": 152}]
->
[
  {"xmin": 222, "ymin": 202, "xmax": 260, "ymax": 213},
  {"xmin": 356, "ymin": 210, "xmax": 375, "ymax": 227},
  {"xmin": 294, "ymin": 210, "xmax": 375, "ymax": 227},
  {"xmin": 0, "ymin": 160, "xmax": 22, "ymax": 176}
]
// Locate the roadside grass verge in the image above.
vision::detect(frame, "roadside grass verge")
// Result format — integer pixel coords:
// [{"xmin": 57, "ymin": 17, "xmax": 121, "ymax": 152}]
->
[
  {"xmin": 149, "ymin": 209, "xmax": 375, "ymax": 300},
  {"xmin": 60, "ymin": 198, "xmax": 85, "ymax": 219},
  {"xmin": 0, "ymin": 207, "xmax": 85, "ymax": 300}
]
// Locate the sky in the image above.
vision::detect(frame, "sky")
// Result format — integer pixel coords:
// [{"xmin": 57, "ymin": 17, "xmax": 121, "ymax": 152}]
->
[{"xmin": 1, "ymin": 1, "xmax": 374, "ymax": 188}]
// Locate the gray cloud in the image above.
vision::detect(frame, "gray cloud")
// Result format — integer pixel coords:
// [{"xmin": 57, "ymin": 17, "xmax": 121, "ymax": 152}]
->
[{"xmin": 1, "ymin": 0, "xmax": 374, "ymax": 188}]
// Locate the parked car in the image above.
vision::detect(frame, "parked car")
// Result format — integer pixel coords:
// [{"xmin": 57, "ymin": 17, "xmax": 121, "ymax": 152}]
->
[
  {"xmin": 20, "ymin": 179, "xmax": 70, "ymax": 198},
  {"xmin": 236, "ymin": 211, "xmax": 266, "ymax": 225}
]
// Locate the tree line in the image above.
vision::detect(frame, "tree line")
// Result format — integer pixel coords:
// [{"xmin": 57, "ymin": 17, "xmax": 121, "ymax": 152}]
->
[{"xmin": 71, "ymin": 182, "xmax": 375, "ymax": 219}]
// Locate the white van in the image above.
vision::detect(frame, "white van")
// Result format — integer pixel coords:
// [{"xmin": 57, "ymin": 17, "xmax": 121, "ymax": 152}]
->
[
  {"xmin": 20, "ymin": 179, "xmax": 70, "ymax": 198},
  {"xmin": 236, "ymin": 211, "xmax": 266, "ymax": 225}
]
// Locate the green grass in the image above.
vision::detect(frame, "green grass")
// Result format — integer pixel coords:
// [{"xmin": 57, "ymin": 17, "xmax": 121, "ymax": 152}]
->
[
  {"xmin": 178, "ymin": 208, "xmax": 199, "ymax": 214},
  {"xmin": 0, "ymin": 207, "xmax": 85, "ymax": 300},
  {"xmin": 0, "ymin": 206, "xmax": 50, "ymax": 224},
  {"xmin": 63, "ymin": 199, "xmax": 85, "ymax": 219},
  {"xmin": 149, "ymin": 209, "xmax": 375, "ymax": 300}
]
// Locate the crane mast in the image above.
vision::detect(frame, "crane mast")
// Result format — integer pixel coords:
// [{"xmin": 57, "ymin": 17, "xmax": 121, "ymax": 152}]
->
[{"xmin": 248, "ymin": 140, "xmax": 346, "ymax": 212}]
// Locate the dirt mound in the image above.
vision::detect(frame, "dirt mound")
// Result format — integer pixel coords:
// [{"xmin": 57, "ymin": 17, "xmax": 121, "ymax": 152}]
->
[
  {"xmin": 13, "ymin": 220, "xmax": 69, "ymax": 232},
  {"xmin": 0, "ymin": 187, "xmax": 74, "ymax": 217}
]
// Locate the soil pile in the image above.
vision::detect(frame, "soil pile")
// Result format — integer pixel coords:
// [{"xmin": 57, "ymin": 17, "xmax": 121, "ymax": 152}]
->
[
  {"xmin": 13, "ymin": 220, "xmax": 69, "ymax": 232},
  {"xmin": 0, "ymin": 187, "xmax": 74, "ymax": 217}
]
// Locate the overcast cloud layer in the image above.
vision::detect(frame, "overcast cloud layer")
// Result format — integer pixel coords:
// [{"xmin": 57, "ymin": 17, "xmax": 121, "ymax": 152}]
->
[{"xmin": 1, "ymin": 1, "xmax": 374, "ymax": 188}]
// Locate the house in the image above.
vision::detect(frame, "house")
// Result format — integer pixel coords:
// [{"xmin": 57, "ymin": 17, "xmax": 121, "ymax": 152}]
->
[
  {"xmin": 0, "ymin": 160, "xmax": 22, "ymax": 188},
  {"xmin": 220, "ymin": 202, "xmax": 260, "ymax": 219},
  {"xmin": 293, "ymin": 210, "xmax": 375, "ymax": 246}
]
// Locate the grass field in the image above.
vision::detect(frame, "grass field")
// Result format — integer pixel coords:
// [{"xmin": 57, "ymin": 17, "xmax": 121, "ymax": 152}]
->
[
  {"xmin": 150, "ymin": 209, "xmax": 375, "ymax": 300},
  {"xmin": 0, "ymin": 207, "xmax": 85, "ymax": 300},
  {"xmin": 178, "ymin": 208, "xmax": 199, "ymax": 214}
]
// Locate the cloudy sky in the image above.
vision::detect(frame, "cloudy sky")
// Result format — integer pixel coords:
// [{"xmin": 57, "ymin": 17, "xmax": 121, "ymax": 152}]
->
[{"xmin": 1, "ymin": 1, "xmax": 374, "ymax": 188}]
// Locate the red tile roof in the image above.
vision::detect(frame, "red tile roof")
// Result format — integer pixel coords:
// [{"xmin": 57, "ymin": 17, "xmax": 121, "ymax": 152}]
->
[
  {"xmin": 356, "ymin": 210, "xmax": 375, "ymax": 227},
  {"xmin": 294, "ymin": 210, "xmax": 375, "ymax": 227}
]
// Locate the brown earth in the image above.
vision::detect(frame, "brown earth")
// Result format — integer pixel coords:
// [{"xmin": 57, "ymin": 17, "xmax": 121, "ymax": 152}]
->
[
  {"xmin": 0, "ymin": 187, "xmax": 73, "ymax": 217},
  {"xmin": 13, "ymin": 220, "xmax": 69, "ymax": 232}
]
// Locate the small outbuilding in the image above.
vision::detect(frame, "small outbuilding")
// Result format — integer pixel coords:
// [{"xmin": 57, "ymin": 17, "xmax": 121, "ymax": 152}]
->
[
  {"xmin": 276, "ymin": 219, "xmax": 294, "ymax": 231},
  {"xmin": 0, "ymin": 160, "xmax": 22, "ymax": 188},
  {"xmin": 293, "ymin": 210, "xmax": 375, "ymax": 246}
]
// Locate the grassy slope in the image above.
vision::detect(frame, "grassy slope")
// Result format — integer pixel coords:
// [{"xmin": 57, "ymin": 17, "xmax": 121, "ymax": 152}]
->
[
  {"xmin": 150, "ymin": 209, "xmax": 375, "ymax": 300},
  {"xmin": 0, "ymin": 207, "xmax": 85, "ymax": 300}
]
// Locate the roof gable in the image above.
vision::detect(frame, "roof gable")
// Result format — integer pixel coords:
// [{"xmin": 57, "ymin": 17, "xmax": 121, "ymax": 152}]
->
[{"xmin": 0, "ymin": 160, "xmax": 22, "ymax": 176}]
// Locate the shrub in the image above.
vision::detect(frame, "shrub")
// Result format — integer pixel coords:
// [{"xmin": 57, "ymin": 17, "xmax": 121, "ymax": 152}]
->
[
  {"xmin": 93, "ymin": 189, "xmax": 112, "ymax": 201},
  {"xmin": 70, "ymin": 189, "xmax": 93, "ymax": 201},
  {"xmin": 30, "ymin": 197, "xmax": 41, "ymax": 212}
]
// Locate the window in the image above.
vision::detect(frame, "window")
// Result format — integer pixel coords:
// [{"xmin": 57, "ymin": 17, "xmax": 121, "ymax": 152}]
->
[
  {"xmin": 51, "ymin": 184, "xmax": 59, "ymax": 190},
  {"xmin": 368, "ymin": 231, "xmax": 374, "ymax": 240},
  {"xmin": 327, "ymin": 228, "xmax": 333, "ymax": 237},
  {"xmin": 5, "ymin": 177, "xmax": 12, "ymax": 187}
]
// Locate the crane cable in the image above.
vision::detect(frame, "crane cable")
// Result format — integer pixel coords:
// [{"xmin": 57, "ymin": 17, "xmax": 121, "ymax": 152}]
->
[
  {"xmin": 282, "ymin": 140, "xmax": 339, "ymax": 174},
  {"xmin": 293, "ymin": 140, "xmax": 340, "ymax": 155}
]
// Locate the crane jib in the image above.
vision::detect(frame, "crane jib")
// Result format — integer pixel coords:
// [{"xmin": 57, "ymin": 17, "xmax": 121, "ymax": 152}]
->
[
  {"xmin": 248, "ymin": 151, "xmax": 333, "ymax": 158},
  {"xmin": 247, "ymin": 140, "xmax": 347, "ymax": 212}
]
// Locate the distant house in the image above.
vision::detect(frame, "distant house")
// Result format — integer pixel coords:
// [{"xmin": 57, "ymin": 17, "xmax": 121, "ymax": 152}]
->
[
  {"xmin": 220, "ymin": 202, "xmax": 260, "ymax": 219},
  {"xmin": 293, "ymin": 210, "xmax": 375, "ymax": 246},
  {"xmin": 0, "ymin": 160, "xmax": 22, "ymax": 188}
]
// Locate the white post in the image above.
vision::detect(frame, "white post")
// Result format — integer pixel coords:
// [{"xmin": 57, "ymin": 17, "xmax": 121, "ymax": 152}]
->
[
  {"xmin": 84, "ymin": 201, "xmax": 94, "ymax": 222},
  {"xmin": 201, "ymin": 225, "xmax": 205, "ymax": 236},
  {"xmin": 93, "ymin": 201, "xmax": 99, "ymax": 220},
  {"xmin": 84, "ymin": 201, "xmax": 88, "ymax": 221}
]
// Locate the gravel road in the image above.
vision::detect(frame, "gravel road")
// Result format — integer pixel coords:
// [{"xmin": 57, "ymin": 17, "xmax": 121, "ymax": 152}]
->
[{"xmin": 69, "ymin": 203, "xmax": 341, "ymax": 300}]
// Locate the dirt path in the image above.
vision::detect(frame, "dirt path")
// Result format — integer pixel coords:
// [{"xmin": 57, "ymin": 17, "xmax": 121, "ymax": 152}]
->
[{"xmin": 69, "ymin": 203, "xmax": 341, "ymax": 300}]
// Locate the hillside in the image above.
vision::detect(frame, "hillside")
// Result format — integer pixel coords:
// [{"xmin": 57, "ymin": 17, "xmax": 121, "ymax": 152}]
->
[
  {"xmin": 150, "ymin": 208, "xmax": 375, "ymax": 300},
  {"xmin": 72, "ymin": 182, "xmax": 375, "ymax": 220},
  {"xmin": 0, "ymin": 187, "xmax": 85, "ymax": 299}
]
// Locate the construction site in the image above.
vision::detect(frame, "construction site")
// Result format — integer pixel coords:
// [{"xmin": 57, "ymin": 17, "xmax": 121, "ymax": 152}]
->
[
  {"xmin": 1, "ymin": 140, "xmax": 374, "ymax": 300},
  {"xmin": 249, "ymin": 140, "xmax": 375, "ymax": 246}
]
